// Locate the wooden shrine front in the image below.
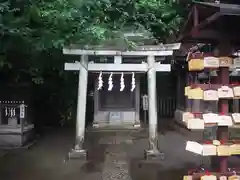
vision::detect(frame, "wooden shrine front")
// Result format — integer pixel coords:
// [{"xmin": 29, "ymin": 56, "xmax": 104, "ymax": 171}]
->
[{"xmin": 93, "ymin": 73, "xmax": 140, "ymax": 127}]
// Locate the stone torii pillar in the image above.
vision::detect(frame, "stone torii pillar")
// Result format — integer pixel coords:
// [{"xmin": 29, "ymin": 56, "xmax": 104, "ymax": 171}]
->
[
  {"xmin": 68, "ymin": 55, "xmax": 88, "ymax": 159},
  {"xmin": 145, "ymin": 55, "xmax": 165, "ymax": 159},
  {"xmin": 146, "ymin": 55, "xmax": 159, "ymax": 156}
]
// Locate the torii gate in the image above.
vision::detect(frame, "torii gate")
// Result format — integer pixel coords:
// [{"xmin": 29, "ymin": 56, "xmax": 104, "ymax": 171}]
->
[{"xmin": 63, "ymin": 43, "xmax": 180, "ymax": 159}]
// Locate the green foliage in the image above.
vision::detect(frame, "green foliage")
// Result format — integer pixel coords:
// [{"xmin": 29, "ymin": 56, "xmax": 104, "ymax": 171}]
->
[
  {"xmin": 135, "ymin": 0, "xmax": 184, "ymax": 40},
  {"xmin": 1, "ymin": 0, "xmax": 185, "ymax": 50},
  {"xmin": 0, "ymin": 0, "xmax": 185, "ymax": 125}
]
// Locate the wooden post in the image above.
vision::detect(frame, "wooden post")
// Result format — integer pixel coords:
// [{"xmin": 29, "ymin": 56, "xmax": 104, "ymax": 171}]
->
[
  {"xmin": 211, "ymin": 42, "xmax": 232, "ymax": 172},
  {"xmin": 217, "ymin": 67, "xmax": 229, "ymax": 172},
  {"xmin": 186, "ymin": 72, "xmax": 192, "ymax": 112}
]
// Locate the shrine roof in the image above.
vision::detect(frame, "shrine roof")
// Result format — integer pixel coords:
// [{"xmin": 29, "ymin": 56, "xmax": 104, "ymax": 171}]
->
[
  {"xmin": 194, "ymin": 1, "xmax": 240, "ymax": 14},
  {"xmin": 193, "ymin": 1, "xmax": 240, "ymax": 15},
  {"xmin": 173, "ymin": 1, "xmax": 240, "ymax": 58},
  {"xmin": 178, "ymin": 1, "xmax": 240, "ymax": 43}
]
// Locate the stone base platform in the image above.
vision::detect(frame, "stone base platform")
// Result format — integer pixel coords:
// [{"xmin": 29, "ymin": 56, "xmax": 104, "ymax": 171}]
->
[{"xmin": 0, "ymin": 125, "xmax": 35, "ymax": 148}]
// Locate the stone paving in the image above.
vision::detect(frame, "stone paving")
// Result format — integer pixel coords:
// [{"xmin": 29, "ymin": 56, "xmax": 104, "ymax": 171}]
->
[
  {"xmin": 0, "ymin": 127, "xmax": 239, "ymax": 180},
  {"xmin": 100, "ymin": 138, "xmax": 132, "ymax": 180}
]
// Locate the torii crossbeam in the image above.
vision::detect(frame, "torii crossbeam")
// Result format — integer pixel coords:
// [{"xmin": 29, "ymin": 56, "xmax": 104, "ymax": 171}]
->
[{"xmin": 63, "ymin": 43, "xmax": 180, "ymax": 160}]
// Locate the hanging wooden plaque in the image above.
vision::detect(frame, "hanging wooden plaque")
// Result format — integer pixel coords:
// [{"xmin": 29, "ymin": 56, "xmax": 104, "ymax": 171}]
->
[
  {"xmin": 201, "ymin": 175, "xmax": 217, "ymax": 180},
  {"xmin": 185, "ymin": 86, "xmax": 191, "ymax": 96},
  {"xmin": 186, "ymin": 141, "xmax": 203, "ymax": 155},
  {"xmin": 202, "ymin": 144, "xmax": 217, "ymax": 156},
  {"xmin": 188, "ymin": 59, "xmax": 204, "ymax": 71},
  {"xmin": 232, "ymin": 113, "xmax": 240, "ymax": 124},
  {"xmin": 188, "ymin": 88, "xmax": 203, "ymax": 100},
  {"xmin": 233, "ymin": 86, "xmax": 240, "ymax": 97},
  {"xmin": 218, "ymin": 115, "xmax": 233, "ymax": 126},
  {"xmin": 203, "ymin": 90, "xmax": 218, "ymax": 101},
  {"xmin": 187, "ymin": 118, "xmax": 204, "ymax": 130},
  {"xmin": 204, "ymin": 57, "xmax": 219, "ymax": 68},
  {"xmin": 217, "ymin": 145, "xmax": 231, "ymax": 156},
  {"xmin": 218, "ymin": 86, "xmax": 234, "ymax": 99},
  {"xmin": 219, "ymin": 57, "xmax": 233, "ymax": 67},
  {"xmin": 233, "ymin": 57, "xmax": 240, "ymax": 68},
  {"xmin": 230, "ymin": 144, "xmax": 240, "ymax": 155},
  {"xmin": 228, "ymin": 175, "xmax": 240, "ymax": 180},
  {"xmin": 182, "ymin": 112, "xmax": 194, "ymax": 123},
  {"xmin": 219, "ymin": 176, "xmax": 227, "ymax": 180},
  {"xmin": 183, "ymin": 176, "xmax": 192, "ymax": 180},
  {"xmin": 203, "ymin": 113, "xmax": 220, "ymax": 124}
]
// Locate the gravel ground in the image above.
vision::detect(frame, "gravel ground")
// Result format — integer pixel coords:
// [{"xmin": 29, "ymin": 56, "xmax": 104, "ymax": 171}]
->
[{"xmin": 0, "ymin": 127, "xmax": 239, "ymax": 180}]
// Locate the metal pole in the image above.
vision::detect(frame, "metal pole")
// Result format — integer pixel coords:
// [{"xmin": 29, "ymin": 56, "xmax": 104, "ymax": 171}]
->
[
  {"xmin": 75, "ymin": 55, "xmax": 88, "ymax": 151},
  {"xmin": 147, "ymin": 55, "xmax": 159, "ymax": 154}
]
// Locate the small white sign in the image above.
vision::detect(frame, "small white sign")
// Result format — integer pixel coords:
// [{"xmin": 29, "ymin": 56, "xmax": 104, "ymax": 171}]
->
[
  {"xmin": 109, "ymin": 112, "xmax": 122, "ymax": 125},
  {"xmin": 109, "ymin": 112, "xmax": 121, "ymax": 121},
  {"xmin": 19, "ymin": 104, "xmax": 25, "ymax": 118},
  {"xmin": 142, "ymin": 95, "xmax": 148, "ymax": 111}
]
